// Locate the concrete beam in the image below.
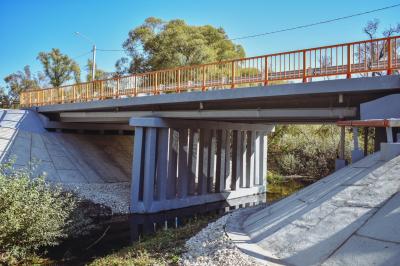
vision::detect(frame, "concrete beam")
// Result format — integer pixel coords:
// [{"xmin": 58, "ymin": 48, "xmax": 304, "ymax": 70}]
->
[
  {"xmin": 44, "ymin": 121, "xmax": 134, "ymax": 131},
  {"xmin": 59, "ymin": 107, "xmax": 357, "ymax": 123},
  {"xmin": 129, "ymin": 117, "xmax": 275, "ymax": 132}
]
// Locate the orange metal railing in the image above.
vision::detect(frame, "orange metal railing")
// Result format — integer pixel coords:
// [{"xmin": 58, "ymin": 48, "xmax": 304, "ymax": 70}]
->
[{"xmin": 20, "ymin": 36, "xmax": 400, "ymax": 107}]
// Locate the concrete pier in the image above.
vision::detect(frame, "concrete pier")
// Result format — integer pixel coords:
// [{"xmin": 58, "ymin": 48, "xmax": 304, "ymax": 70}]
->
[{"xmin": 129, "ymin": 117, "xmax": 274, "ymax": 213}]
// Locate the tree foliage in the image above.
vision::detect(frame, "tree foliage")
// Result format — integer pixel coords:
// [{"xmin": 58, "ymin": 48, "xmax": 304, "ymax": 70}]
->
[
  {"xmin": 363, "ymin": 19, "xmax": 400, "ymax": 39},
  {"xmin": 0, "ymin": 164, "xmax": 75, "ymax": 264},
  {"xmin": 117, "ymin": 17, "xmax": 245, "ymax": 74},
  {"xmin": 268, "ymin": 125, "xmax": 353, "ymax": 178},
  {"xmin": 37, "ymin": 48, "xmax": 81, "ymax": 87},
  {"xmin": 0, "ymin": 87, "xmax": 10, "ymax": 107},
  {"xmin": 3, "ymin": 65, "xmax": 43, "ymax": 101},
  {"xmin": 86, "ymin": 59, "xmax": 109, "ymax": 82}
]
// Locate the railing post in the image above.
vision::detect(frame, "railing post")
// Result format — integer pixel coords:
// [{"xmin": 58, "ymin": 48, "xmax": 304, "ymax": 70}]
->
[
  {"xmin": 61, "ymin": 88, "xmax": 64, "ymax": 104},
  {"xmin": 264, "ymin": 56, "xmax": 269, "ymax": 86},
  {"xmin": 177, "ymin": 69, "xmax": 181, "ymax": 93},
  {"xmin": 116, "ymin": 79, "xmax": 119, "ymax": 99},
  {"xmin": 50, "ymin": 89, "xmax": 53, "ymax": 105},
  {"xmin": 302, "ymin": 50, "xmax": 307, "ymax": 82},
  {"xmin": 73, "ymin": 86, "xmax": 76, "ymax": 102},
  {"xmin": 387, "ymin": 37, "xmax": 392, "ymax": 75},
  {"xmin": 100, "ymin": 81, "xmax": 104, "ymax": 100},
  {"xmin": 347, "ymin": 44, "xmax": 351, "ymax": 79},
  {"xmin": 134, "ymin": 76, "xmax": 137, "ymax": 96},
  {"xmin": 154, "ymin": 72, "xmax": 158, "ymax": 95},
  {"xmin": 202, "ymin": 65, "xmax": 206, "ymax": 91},
  {"xmin": 231, "ymin": 61, "xmax": 235, "ymax": 88},
  {"xmin": 86, "ymin": 83, "xmax": 89, "ymax": 101}
]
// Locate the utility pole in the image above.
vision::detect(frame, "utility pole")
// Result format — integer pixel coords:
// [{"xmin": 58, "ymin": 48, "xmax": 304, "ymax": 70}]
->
[
  {"xmin": 75, "ymin": 32, "xmax": 96, "ymax": 81},
  {"xmin": 91, "ymin": 44, "xmax": 96, "ymax": 81}
]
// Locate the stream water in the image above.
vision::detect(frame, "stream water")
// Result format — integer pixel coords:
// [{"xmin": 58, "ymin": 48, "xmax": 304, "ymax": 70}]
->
[{"xmin": 45, "ymin": 179, "xmax": 311, "ymax": 265}]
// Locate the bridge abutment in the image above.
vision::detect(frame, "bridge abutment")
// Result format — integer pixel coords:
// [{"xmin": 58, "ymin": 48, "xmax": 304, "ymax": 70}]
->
[{"xmin": 129, "ymin": 117, "xmax": 273, "ymax": 213}]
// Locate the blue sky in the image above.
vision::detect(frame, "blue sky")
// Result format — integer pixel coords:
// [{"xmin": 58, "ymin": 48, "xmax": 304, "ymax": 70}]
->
[{"xmin": 0, "ymin": 0, "xmax": 399, "ymax": 88}]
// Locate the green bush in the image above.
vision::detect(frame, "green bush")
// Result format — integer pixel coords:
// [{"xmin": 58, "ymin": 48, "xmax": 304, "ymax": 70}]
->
[
  {"xmin": 268, "ymin": 125, "xmax": 353, "ymax": 178},
  {"xmin": 0, "ymin": 164, "xmax": 76, "ymax": 263}
]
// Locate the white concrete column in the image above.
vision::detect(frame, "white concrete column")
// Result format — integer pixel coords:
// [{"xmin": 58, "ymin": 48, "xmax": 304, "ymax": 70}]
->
[
  {"xmin": 208, "ymin": 129, "xmax": 215, "ymax": 193},
  {"xmin": 130, "ymin": 127, "xmax": 144, "ymax": 211},
  {"xmin": 245, "ymin": 131, "xmax": 255, "ymax": 188},
  {"xmin": 255, "ymin": 132, "xmax": 267, "ymax": 186},
  {"xmin": 177, "ymin": 129, "xmax": 189, "ymax": 198},
  {"xmin": 352, "ymin": 127, "xmax": 364, "ymax": 163},
  {"xmin": 386, "ymin": 127, "xmax": 394, "ymax": 143},
  {"xmin": 197, "ymin": 128, "xmax": 207, "ymax": 195},
  {"xmin": 215, "ymin": 129, "xmax": 223, "ymax": 192},
  {"xmin": 166, "ymin": 129, "xmax": 178, "ymax": 199},
  {"xmin": 224, "ymin": 130, "xmax": 232, "ymax": 190},
  {"xmin": 156, "ymin": 128, "xmax": 169, "ymax": 201},
  {"xmin": 142, "ymin": 127, "xmax": 157, "ymax": 211},
  {"xmin": 231, "ymin": 130, "xmax": 240, "ymax": 190},
  {"xmin": 187, "ymin": 129, "xmax": 197, "ymax": 195}
]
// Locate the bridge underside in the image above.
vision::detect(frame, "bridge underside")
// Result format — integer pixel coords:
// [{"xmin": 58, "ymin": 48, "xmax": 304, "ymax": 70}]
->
[{"xmin": 28, "ymin": 75, "xmax": 400, "ymax": 213}]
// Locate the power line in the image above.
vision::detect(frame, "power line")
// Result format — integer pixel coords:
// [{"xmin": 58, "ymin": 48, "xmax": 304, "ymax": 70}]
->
[
  {"xmin": 72, "ymin": 50, "xmax": 92, "ymax": 60},
  {"xmin": 74, "ymin": 3, "xmax": 400, "ymax": 58},
  {"xmin": 97, "ymin": 48, "xmax": 125, "ymax": 52},
  {"xmin": 230, "ymin": 3, "xmax": 400, "ymax": 41}
]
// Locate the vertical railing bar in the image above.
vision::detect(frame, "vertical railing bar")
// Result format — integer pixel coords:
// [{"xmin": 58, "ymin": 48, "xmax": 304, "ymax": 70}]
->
[
  {"xmin": 387, "ymin": 37, "xmax": 392, "ymax": 75},
  {"xmin": 347, "ymin": 44, "xmax": 351, "ymax": 78},
  {"xmin": 302, "ymin": 50, "xmax": 307, "ymax": 82}
]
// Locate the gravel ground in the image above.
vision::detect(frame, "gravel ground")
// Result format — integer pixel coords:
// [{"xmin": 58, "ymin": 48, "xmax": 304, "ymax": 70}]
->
[
  {"xmin": 60, "ymin": 182, "xmax": 131, "ymax": 214},
  {"xmin": 180, "ymin": 210, "xmax": 261, "ymax": 266}
]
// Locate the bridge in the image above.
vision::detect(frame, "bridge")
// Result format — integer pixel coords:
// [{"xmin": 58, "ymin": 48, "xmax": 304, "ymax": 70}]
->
[{"xmin": 16, "ymin": 36, "xmax": 400, "ymax": 213}]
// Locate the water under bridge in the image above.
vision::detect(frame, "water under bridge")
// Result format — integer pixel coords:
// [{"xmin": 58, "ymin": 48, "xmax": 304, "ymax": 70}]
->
[{"xmin": 10, "ymin": 36, "xmax": 400, "ymax": 213}]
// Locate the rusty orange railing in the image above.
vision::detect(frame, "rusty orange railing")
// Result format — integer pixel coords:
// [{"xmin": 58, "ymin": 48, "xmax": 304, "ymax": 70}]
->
[{"xmin": 20, "ymin": 36, "xmax": 400, "ymax": 107}]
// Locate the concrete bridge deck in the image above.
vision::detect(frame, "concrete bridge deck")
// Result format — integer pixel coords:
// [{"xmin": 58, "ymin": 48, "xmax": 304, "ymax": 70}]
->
[
  {"xmin": 226, "ymin": 152, "xmax": 400, "ymax": 265},
  {"xmin": 34, "ymin": 76, "xmax": 400, "ymax": 124}
]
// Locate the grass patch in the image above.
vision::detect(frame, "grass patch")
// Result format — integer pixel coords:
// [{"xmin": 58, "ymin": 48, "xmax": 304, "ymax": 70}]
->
[{"xmin": 89, "ymin": 214, "xmax": 217, "ymax": 266}]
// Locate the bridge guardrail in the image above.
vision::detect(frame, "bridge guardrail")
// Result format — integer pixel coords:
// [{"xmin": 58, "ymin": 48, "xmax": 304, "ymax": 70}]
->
[{"xmin": 20, "ymin": 36, "xmax": 400, "ymax": 107}]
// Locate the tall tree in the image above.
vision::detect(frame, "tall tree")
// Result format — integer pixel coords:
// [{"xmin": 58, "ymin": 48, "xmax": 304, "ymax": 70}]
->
[
  {"xmin": 117, "ymin": 17, "xmax": 245, "ymax": 74},
  {"xmin": 362, "ymin": 19, "xmax": 400, "ymax": 76},
  {"xmin": 3, "ymin": 65, "xmax": 41, "ymax": 100},
  {"xmin": 86, "ymin": 59, "xmax": 108, "ymax": 82},
  {"xmin": 37, "ymin": 48, "xmax": 81, "ymax": 87},
  {"xmin": 0, "ymin": 86, "xmax": 10, "ymax": 107}
]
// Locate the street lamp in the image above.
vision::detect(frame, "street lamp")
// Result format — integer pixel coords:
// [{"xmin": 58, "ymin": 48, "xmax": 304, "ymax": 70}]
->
[{"xmin": 75, "ymin": 32, "xmax": 96, "ymax": 81}]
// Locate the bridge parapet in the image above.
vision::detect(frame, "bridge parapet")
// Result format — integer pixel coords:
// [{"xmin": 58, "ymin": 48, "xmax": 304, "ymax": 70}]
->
[
  {"xmin": 20, "ymin": 36, "xmax": 400, "ymax": 107},
  {"xmin": 129, "ymin": 117, "xmax": 274, "ymax": 213}
]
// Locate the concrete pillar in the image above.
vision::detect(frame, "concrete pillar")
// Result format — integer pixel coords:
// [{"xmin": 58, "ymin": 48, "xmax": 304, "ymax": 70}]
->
[
  {"xmin": 351, "ymin": 127, "xmax": 364, "ymax": 163},
  {"xmin": 166, "ymin": 130, "xmax": 177, "ymax": 199},
  {"xmin": 177, "ymin": 129, "xmax": 189, "ymax": 198},
  {"xmin": 129, "ymin": 117, "xmax": 274, "ymax": 213},
  {"xmin": 374, "ymin": 127, "xmax": 387, "ymax": 152}
]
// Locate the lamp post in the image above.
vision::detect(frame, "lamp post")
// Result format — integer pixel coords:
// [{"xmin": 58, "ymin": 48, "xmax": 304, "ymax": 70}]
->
[{"xmin": 75, "ymin": 32, "xmax": 96, "ymax": 81}]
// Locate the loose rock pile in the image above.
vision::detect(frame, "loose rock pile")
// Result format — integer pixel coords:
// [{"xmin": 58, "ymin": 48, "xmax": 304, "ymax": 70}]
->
[
  {"xmin": 180, "ymin": 211, "xmax": 261, "ymax": 266},
  {"xmin": 61, "ymin": 182, "xmax": 130, "ymax": 214}
]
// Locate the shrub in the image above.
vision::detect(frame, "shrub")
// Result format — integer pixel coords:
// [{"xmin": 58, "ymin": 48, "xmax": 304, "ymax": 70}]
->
[
  {"xmin": 0, "ymin": 164, "xmax": 76, "ymax": 263},
  {"xmin": 268, "ymin": 125, "xmax": 353, "ymax": 178}
]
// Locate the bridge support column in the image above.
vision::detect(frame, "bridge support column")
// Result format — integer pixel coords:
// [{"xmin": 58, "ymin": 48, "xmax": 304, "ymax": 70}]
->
[
  {"xmin": 129, "ymin": 117, "xmax": 274, "ymax": 213},
  {"xmin": 351, "ymin": 127, "xmax": 364, "ymax": 163}
]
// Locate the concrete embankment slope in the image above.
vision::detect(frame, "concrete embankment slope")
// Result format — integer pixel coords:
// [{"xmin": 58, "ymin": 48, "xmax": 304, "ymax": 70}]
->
[
  {"xmin": 227, "ymin": 152, "xmax": 400, "ymax": 266},
  {"xmin": 0, "ymin": 109, "xmax": 133, "ymax": 213}
]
